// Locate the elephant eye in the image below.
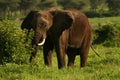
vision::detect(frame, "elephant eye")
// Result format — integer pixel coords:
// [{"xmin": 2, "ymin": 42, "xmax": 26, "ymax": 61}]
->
[{"xmin": 39, "ymin": 23, "xmax": 46, "ymax": 28}]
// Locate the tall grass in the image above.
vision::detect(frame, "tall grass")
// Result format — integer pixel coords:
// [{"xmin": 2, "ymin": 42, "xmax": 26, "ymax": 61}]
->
[
  {"xmin": 89, "ymin": 16, "xmax": 120, "ymax": 28},
  {"xmin": 0, "ymin": 46, "xmax": 120, "ymax": 80},
  {"xmin": 0, "ymin": 17, "xmax": 120, "ymax": 80}
]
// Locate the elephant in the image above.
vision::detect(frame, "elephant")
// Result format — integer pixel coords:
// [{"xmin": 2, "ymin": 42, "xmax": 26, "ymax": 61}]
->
[{"xmin": 21, "ymin": 8, "xmax": 92, "ymax": 69}]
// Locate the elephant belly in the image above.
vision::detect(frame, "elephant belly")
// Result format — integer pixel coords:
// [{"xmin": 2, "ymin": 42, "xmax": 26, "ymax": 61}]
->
[
  {"xmin": 68, "ymin": 35, "xmax": 84, "ymax": 48},
  {"xmin": 68, "ymin": 24, "xmax": 86, "ymax": 48},
  {"xmin": 67, "ymin": 46, "xmax": 80, "ymax": 55}
]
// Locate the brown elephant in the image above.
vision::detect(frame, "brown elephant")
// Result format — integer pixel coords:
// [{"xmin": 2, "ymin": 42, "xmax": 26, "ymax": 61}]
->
[{"xmin": 21, "ymin": 8, "xmax": 92, "ymax": 69}]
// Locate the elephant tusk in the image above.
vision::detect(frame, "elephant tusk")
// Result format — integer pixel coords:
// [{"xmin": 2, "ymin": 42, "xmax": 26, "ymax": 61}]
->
[{"xmin": 37, "ymin": 38, "xmax": 46, "ymax": 46}]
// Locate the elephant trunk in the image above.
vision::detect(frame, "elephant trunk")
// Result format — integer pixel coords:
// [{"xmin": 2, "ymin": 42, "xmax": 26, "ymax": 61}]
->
[{"xmin": 32, "ymin": 32, "xmax": 46, "ymax": 46}]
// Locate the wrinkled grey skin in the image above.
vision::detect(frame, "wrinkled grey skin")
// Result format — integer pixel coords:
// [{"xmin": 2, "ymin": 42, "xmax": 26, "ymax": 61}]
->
[{"xmin": 21, "ymin": 9, "xmax": 92, "ymax": 69}]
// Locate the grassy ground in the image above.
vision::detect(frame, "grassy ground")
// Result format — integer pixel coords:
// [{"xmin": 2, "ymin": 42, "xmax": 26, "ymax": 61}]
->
[
  {"xmin": 89, "ymin": 16, "xmax": 120, "ymax": 28},
  {"xmin": 0, "ymin": 16, "xmax": 120, "ymax": 80},
  {"xmin": 0, "ymin": 46, "xmax": 120, "ymax": 80}
]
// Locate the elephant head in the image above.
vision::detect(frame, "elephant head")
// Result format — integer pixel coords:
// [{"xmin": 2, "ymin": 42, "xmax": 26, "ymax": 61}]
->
[
  {"xmin": 22, "ymin": 9, "xmax": 74, "ymax": 46},
  {"xmin": 21, "ymin": 10, "xmax": 53, "ymax": 46}
]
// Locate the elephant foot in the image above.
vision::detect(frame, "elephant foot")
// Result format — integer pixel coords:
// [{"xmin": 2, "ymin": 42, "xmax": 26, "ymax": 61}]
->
[
  {"xmin": 58, "ymin": 60, "xmax": 66, "ymax": 69},
  {"xmin": 29, "ymin": 56, "xmax": 35, "ymax": 62},
  {"xmin": 67, "ymin": 63, "xmax": 74, "ymax": 68},
  {"xmin": 58, "ymin": 65, "xmax": 66, "ymax": 69},
  {"xmin": 44, "ymin": 62, "xmax": 52, "ymax": 67},
  {"xmin": 81, "ymin": 63, "xmax": 86, "ymax": 68}
]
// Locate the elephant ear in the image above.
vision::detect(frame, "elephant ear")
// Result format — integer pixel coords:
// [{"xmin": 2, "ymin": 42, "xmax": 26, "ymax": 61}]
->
[
  {"xmin": 21, "ymin": 11, "xmax": 38, "ymax": 30},
  {"xmin": 62, "ymin": 11, "xmax": 74, "ymax": 29},
  {"xmin": 50, "ymin": 10, "xmax": 74, "ymax": 34}
]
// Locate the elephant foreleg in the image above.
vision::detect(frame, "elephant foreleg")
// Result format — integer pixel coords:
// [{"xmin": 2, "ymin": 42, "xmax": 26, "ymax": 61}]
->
[
  {"xmin": 43, "ymin": 44, "xmax": 53, "ymax": 67},
  {"xmin": 55, "ymin": 47, "xmax": 66, "ymax": 69},
  {"xmin": 67, "ymin": 53, "xmax": 76, "ymax": 67},
  {"xmin": 29, "ymin": 45, "xmax": 39, "ymax": 62},
  {"xmin": 43, "ymin": 37, "xmax": 54, "ymax": 67},
  {"xmin": 55, "ymin": 40, "xmax": 66, "ymax": 69}
]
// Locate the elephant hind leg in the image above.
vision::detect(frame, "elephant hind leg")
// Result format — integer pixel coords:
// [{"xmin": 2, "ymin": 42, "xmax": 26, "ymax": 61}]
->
[
  {"xmin": 80, "ymin": 44, "xmax": 90, "ymax": 67},
  {"xmin": 80, "ymin": 33, "xmax": 91, "ymax": 67},
  {"xmin": 80, "ymin": 50, "xmax": 89, "ymax": 67},
  {"xmin": 67, "ymin": 47, "xmax": 76, "ymax": 67}
]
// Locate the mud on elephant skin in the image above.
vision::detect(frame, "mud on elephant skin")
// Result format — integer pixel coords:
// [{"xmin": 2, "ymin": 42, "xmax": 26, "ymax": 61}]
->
[{"xmin": 21, "ymin": 8, "xmax": 92, "ymax": 69}]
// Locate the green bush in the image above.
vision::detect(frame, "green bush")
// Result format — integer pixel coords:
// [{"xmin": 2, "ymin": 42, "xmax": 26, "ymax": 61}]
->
[
  {"xmin": 85, "ymin": 11, "xmax": 114, "ymax": 18},
  {"xmin": 0, "ymin": 20, "xmax": 33, "ymax": 64},
  {"xmin": 93, "ymin": 22, "xmax": 120, "ymax": 47}
]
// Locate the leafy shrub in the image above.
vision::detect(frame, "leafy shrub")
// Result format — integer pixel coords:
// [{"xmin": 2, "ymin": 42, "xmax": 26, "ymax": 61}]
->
[
  {"xmin": 85, "ymin": 11, "xmax": 113, "ymax": 18},
  {"xmin": 0, "ymin": 20, "xmax": 33, "ymax": 64},
  {"xmin": 93, "ymin": 22, "xmax": 120, "ymax": 47},
  {"xmin": 84, "ymin": 11, "xmax": 119, "ymax": 18},
  {"xmin": 85, "ymin": 11, "xmax": 101, "ymax": 18}
]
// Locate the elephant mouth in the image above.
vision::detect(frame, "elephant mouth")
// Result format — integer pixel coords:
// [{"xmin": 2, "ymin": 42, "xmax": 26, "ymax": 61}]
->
[{"xmin": 37, "ymin": 38, "xmax": 46, "ymax": 46}]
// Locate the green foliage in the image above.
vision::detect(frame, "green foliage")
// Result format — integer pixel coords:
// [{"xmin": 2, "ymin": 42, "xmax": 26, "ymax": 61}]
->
[
  {"xmin": 0, "ymin": 0, "xmax": 20, "ymax": 11},
  {"xmin": 90, "ymin": 0, "xmax": 103, "ymax": 11},
  {"xmin": 106, "ymin": 0, "xmax": 120, "ymax": 15},
  {"xmin": 0, "ymin": 15, "xmax": 119, "ymax": 80},
  {"xmin": 93, "ymin": 22, "xmax": 120, "ymax": 47},
  {"xmin": 0, "ymin": 20, "xmax": 32, "ymax": 64},
  {"xmin": 1, "ymin": 0, "xmax": 120, "ymax": 19},
  {"xmin": 19, "ymin": 0, "xmax": 39, "ymax": 10},
  {"xmin": 38, "ymin": 0, "xmax": 59, "ymax": 9},
  {"xmin": 0, "ymin": 46, "xmax": 120, "ymax": 80},
  {"xmin": 58, "ymin": 0, "xmax": 88, "ymax": 10}
]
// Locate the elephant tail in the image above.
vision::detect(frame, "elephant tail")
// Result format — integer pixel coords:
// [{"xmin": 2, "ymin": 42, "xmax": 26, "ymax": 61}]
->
[{"xmin": 90, "ymin": 45, "xmax": 100, "ymax": 57}]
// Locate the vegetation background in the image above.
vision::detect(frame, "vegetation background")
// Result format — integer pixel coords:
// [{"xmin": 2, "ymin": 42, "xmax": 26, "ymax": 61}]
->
[
  {"xmin": 0, "ymin": 0, "xmax": 120, "ymax": 80},
  {"xmin": 0, "ymin": 0, "xmax": 120, "ymax": 19}
]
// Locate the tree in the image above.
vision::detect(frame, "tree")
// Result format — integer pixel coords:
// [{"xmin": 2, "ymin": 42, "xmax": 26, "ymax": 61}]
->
[
  {"xmin": 0, "ymin": 0, "xmax": 20, "ymax": 18},
  {"xmin": 37, "ymin": 0, "xmax": 59, "ymax": 9},
  {"xmin": 57, "ymin": 0, "xmax": 88, "ymax": 10},
  {"xmin": 0, "ymin": 0, "xmax": 20, "ymax": 11},
  {"xmin": 106, "ymin": 0, "xmax": 120, "ymax": 15},
  {"xmin": 90, "ymin": 0, "xmax": 106, "ymax": 12},
  {"xmin": 19, "ymin": 0, "xmax": 39, "ymax": 14}
]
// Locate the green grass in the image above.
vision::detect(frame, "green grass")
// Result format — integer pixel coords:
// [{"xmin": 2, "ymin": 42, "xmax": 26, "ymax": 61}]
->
[
  {"xmin": 0, "ymin": 46, "xmax": 120, "ymax": 80},
  {"xmin": 0, "ymin": 16, "xmax": 120, "ymax": 80},
  {"xmin": 89, "ymin": 16, "xmax": 120, "ymax": 28}
]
